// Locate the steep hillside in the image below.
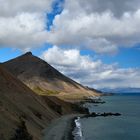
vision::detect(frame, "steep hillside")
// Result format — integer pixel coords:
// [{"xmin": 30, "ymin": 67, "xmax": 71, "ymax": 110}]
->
[
  {"xmin": 0, "ymin": 65, "xmax": 79, "ymax": 140},
  {"xmin": 3, "ymin": 52, "xmax": 100, "ymax": 100}
]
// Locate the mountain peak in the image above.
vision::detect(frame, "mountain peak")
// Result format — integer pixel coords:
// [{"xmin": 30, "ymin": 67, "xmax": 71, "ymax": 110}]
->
[
  {"xmin": 24, "ymin": 51, "xmax": 32, "ymax": 56},
  {"xmin": 3, "ymin": 53, "xmax": 100, "ymax": 98}
]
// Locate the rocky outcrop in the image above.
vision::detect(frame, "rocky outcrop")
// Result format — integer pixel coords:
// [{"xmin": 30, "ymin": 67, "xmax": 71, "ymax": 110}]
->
[{"xmin": 82, "ymin": 112, "xmax": 121, "ymax": 118}]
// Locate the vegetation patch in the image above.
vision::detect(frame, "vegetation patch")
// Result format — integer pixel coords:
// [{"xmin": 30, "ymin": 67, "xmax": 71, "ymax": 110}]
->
[
  {"xmin": 33, "ymin": 86, "xmax": 59, "ymax": 95},
  {"xmin": 32, "ymin": 86, "xmax": 45, "ymax": 95},
  {"xmin": 46, "ymin": 90, "xmax": 60, "ymax": 95}
]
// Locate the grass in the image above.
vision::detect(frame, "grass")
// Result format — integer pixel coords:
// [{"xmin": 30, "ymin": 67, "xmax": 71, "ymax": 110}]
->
[
  {"xmin": 32, "ymin": 86, "xmax": 60, "ymax": 95},
  {"xmin": 58, "ymin": 93, "xmax": 88, "ymax": 101}
]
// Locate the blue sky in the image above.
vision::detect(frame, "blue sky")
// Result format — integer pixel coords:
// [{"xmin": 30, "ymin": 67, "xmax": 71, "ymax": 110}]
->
[
  {"xmin": 97, "ymin": 47, "xmax": 140, "ymax": 68},
  {"xmin": 1, "ymin": 43, "xmax": 140, "ymax": 69},
  {"xmin": 0, "ymin": 0, "xmax": 140, "ymax": 89},
  {"xmin": 0, "ymin": 0, "xmax": 140, "ymax": 68}
]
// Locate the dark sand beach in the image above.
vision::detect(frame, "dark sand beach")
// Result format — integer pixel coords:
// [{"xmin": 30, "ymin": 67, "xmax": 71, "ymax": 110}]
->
[{"xmin": 43, "ymin": 114, "xmax": 81, "ymax": 140}]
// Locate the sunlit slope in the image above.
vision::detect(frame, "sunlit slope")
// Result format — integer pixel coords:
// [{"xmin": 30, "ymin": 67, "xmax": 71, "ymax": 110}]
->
[
  {"xmin": 3, "ymin": 52, "xmax": 100, "ymax": 100},
  {"xmin": 0, "ymin": 65, "xmax": 77, "ymax": 140}
]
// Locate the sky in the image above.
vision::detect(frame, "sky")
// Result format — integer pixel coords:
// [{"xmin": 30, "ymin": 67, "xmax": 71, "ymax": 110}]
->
[{"xmin": 0, "ymin": 0, "xmax": 140, "ymax": 90}]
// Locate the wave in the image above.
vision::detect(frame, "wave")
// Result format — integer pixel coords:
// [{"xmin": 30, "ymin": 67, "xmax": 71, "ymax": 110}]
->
[{"xmin": 72, "ymin": 117, "xmax": 83, "ymax": 140}]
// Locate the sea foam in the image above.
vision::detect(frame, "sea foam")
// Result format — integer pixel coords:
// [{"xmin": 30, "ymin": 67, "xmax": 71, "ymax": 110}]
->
[{"xmin": 72, "ymin": 117, "xmax": 83, "ymax": 140}]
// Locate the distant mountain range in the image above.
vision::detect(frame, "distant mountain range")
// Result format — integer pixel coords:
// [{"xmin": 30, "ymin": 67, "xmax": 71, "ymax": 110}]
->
[
  {"xmin": 3, "ymin": 52, "xmax": 100, "ymax": 100},
  {"xmin": 101, "ymin": 88, "xmax": 140, "ymax": 94}
]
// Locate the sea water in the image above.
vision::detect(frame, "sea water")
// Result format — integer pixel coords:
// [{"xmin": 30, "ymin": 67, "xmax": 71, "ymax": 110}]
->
[{"xmin": 80, "ymin": 94, "xmax": 140, "ymax": 140}]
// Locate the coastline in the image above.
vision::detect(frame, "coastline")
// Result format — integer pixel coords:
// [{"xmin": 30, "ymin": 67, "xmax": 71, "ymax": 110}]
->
[
  {"xmin": 72, "ymin": 117, "xmax": 83, "ymax": 140},
  {"xmin": 43, "ymin": 96, "xmax": 107, "ymax": 140},
  {"xmin": 42, "ymin": 114, "xmax": 83, "ymax": 140},
  {"xmin": 43, "ymin": 94, "xmax": 124, "ymax": 140}
]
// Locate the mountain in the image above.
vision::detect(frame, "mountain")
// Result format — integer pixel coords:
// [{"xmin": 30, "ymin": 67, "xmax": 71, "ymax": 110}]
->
[
  {"xmin": 3, "ymin": 52, "xmax": 100, "ymax": 101},
  {"xmin": 101, "ymin": 87, "xmax": 140, "ymax": 94},
  {"xmin": 0, "ymin": 64, "xmax": 81, "ymax": 140}
]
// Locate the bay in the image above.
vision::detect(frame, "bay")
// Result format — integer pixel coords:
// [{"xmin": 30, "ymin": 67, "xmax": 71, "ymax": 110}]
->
[{"xmin": 81, "ymin": 94, "xmax": 140, "ymax": 140}]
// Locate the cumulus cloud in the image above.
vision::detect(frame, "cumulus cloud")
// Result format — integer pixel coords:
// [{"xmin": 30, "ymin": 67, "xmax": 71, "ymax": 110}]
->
[
  {"xmin": 0, "ymin": 0, "xmax": 140, "ymax": 89},
  {"xmin": 0, "ymin": 13, "xmax": 48, "ymax": 51},
  {"xmin": 0, "ymin": 0, "xmax": 56, "ymax": 51},
  {"xmin": 70, "ymin": 0, "xmax": 140, "ymax": 17},
  {"xmin": 1, "ymin": 0, "xmax": 140, "ymax": 53},
  {"xmin": 45, "ymin": 0, "xmax": 140, "ymax": 53},
  {"xmin": 0, "ymin": 0, "xmax": 54, "ymax": 17},
  {"xmin": 41, "ymin": 46, "xmax": 140, "ymax": 89}
]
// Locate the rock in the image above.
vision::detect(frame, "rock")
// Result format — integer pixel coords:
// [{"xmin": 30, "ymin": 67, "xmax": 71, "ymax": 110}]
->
[{"xmin": 82, "ymin": 112, "xmax": 121, "ymax": 118}]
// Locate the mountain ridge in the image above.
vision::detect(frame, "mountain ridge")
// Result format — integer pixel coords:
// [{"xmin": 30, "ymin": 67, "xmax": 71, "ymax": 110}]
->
[
  {"xmin": 0, "ymin": 64, "xmax": 83, "ymax": 140},
  {"xmin": 0, "ymin": 64, "xmax": 59, "ymax": 140},
  {"xmin": 101, "ymin": 87, "xmax": 140, "ymax": 94},
  {"xmin": 3, "ymin": 52, "xmax": 100, "ymax": 100}
]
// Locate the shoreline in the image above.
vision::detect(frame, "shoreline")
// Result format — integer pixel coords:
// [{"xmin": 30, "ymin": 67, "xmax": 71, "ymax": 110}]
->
[
  {"xmin": 42, "ymin": 114, "xmax": 84, "ymax": 140},
  {"xmin": 72, "ymin": 117, "xmax": 83, "ymax": 140},
  {"xmin": 68, "ymin": 117, "xmax": 76, "ymax": 140},
  {"xmin": 42, "ymin": 98, "xmax": 99, "ymax": 140},
  {"xmin": 43, "ymin": 96, "xmax": 116, "ymax": 140}
]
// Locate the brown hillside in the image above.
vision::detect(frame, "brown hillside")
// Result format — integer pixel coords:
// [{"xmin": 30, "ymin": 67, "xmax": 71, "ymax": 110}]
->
[
  {"xmin": 0, "ymin": 65, "xmax": 79, "ymax": 140},
  {"xmin": 3, "ymin": 52, "xmax": 100, "ymax": 100}
]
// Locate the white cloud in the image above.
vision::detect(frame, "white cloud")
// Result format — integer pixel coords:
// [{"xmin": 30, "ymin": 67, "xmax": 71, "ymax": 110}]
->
[
  {"xmin": 0, "ymin": 0, "xmax": 56, "ymax": 51},
  {"xmin": 45, "ymin": 0, "xmax": 140, "ymax": 53},
  {"xmin": 1, "ymin": 0, "xmax": 139, "ymax": 90},
  {"xmin": 0, "ymin": 12, "xmax": 48, "ymax": 51},
  {"xmin": 0, "ymin": 0, "xmax": 54, "ymax": 17},
  {"xmin": 67, "ymin": 0, "xmax": 140, "ymax": 17},
  {"xmin": 1, "ymin": 0, "xmax": 140, "ymax": 53},
  {"xmin": 41, "ymin": 46, "xmax": 140, "ymax": 89}
]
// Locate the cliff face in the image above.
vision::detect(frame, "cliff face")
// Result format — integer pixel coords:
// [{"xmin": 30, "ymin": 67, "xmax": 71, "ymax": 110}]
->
[
  {"xmin": 0, "ymin": 65, "xmax": 78, "ymax": 140},
  {"xmin": 3, "ymin": 52, "xmax": 100, "ymax": 100}
]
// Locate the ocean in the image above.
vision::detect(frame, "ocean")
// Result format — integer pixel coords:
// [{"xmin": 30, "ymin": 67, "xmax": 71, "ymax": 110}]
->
[{"xmin": 79, "ymin": 94, "xmax": 140, "ymax": 140}]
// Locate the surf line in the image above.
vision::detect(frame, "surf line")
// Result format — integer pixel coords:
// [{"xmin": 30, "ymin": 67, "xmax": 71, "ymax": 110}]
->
[{"xmin": 72, "ymin": 117, "xmax": 83, "ymax": 140}]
